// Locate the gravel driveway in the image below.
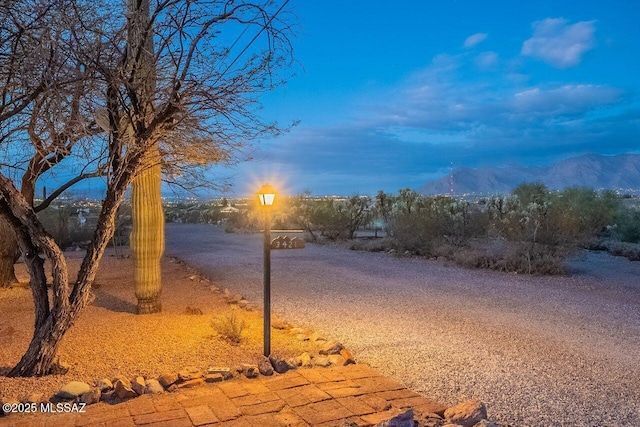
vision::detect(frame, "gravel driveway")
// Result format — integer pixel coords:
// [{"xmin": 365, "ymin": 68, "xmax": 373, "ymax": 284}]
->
[{"xmin": 165, "ymin": 223, "xmax": 640, "ymax": 426}]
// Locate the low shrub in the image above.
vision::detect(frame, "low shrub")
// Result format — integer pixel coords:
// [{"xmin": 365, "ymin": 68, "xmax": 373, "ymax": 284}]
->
[{"xmin": 211, "ymin": 309, "xmax": 246, "ymax": 344}]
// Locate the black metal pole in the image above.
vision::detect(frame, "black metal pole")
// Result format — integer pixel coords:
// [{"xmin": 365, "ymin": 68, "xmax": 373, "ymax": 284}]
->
[{"xmin": 263, "ymin": 209, "xmax": 271, "ymax": 357}]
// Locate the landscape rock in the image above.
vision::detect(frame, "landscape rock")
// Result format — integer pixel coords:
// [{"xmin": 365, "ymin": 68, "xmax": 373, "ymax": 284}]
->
[
  {"xmin": 131, "ymin": 376, "xmax": 146, "ymax": 395},
  {"xmin": 320, "ymin": 341, "xmax": 344, "ymax": 355},
  {"xmin": 258, "ymin": 356, "xmax": 274, "ymax": 376},
  {"xmin": 144, "ymin": 379, "xmax": 165, "ymax": 394},
  {"xmin": 96, "ymin": 378, "xmax": 113, "ymax": 392},
  {"xmin": 114, "ymin": 380, "xmax": 137, "ymax": 400},
  {"xmin": 362, "ymin": 408, "xmax": 414, "ymax": 427},
  {"xmin": 158, "ymin": 372, "xmax": 178, "ymax": 388},
  {"xmin": 100, "ymin": 390, "xmax": 115, "ymax": 402},
  {"xmin": 328, "ymin": 355, "xmax": 346, "ymax": 366},
  {"xmin": 473, "ymin": 420, "xmax": 499, "ymax": 427},
  {"xmin": 177, "ymin": 378, "xmax": 204, "ymax": 389},
  {"xmin": 242, "ymin": 364, "xmax": 259, "ymax": 378},
  {"xmin": 340, "ymin": 349, "xmax": 356, "ymax": 365},
  {"xmin": 314, "ymin": 356, "xmax": 331, "ymax": 367},
  {"xmin": 296, "ymin": 333, "xmax": 310, "ymax": 341},
  {"xmin": 178, "ymin": 366, "xmax": 203, "ymax": 382},
  {"xmin": 79, "ymin": 388, "xmax": 101, "ymax": 405},
  {"xmin": 57, "ymin": 381, "xmax": 91, "ymax": 400},
  {"xmin": 207, "ymin": 367, "xmax": 233, "ymax": 380},
  {"xmin": 444, "ymin": 400, "xmax": 487, "ymax": 427},
  {"xmin": 269, "ymin": 355, "xmax": 290, "ymax": 374},
  {"xmin": 295, "ymin": 352, "xmax": 312, "ymax": 368},
  {"xmin": 374, "ymin": 408, "xmax": 414, "ymax": 427},
  {"xmin": 112, "ymin": 375, "xmax": 131, "ymax": 388},
  {"xmin": 205, "ymin": 373, "xmax": 224, "ymax": 383}
]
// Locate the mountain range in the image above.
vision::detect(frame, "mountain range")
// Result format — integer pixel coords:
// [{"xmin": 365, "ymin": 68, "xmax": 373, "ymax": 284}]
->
[{"xmin": 418, "ymin": 153, "xmax": 640, "ymax": 195}]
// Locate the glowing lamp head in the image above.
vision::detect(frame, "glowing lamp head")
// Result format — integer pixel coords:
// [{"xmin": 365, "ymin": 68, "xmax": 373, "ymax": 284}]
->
[{"xmin": 257, "ymin": 184, "xmax": 276, "ymax": 206}]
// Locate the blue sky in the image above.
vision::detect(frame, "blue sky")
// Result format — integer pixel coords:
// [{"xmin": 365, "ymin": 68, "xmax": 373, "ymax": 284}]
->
[{"xmin": 227, "ymin": 0, "xmax": 640, "ymax": 197}]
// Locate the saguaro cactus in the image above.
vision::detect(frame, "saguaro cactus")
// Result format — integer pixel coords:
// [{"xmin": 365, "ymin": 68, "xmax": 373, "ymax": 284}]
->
[
  {"xmin": 131, "ymin": 150, "xmax": 164, "ymax": 314},
  {"xmin": 128, "ymin": 0, "xmax": 163, "ymax": 314}
]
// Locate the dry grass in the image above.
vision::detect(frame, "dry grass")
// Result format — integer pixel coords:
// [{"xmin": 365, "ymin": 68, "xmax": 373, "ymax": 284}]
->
[{"xmin": 0, "ymin": 249, "xmax": 320, "ymax": 402}]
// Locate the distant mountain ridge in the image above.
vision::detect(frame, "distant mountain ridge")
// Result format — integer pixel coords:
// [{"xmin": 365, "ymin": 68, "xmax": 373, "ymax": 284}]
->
[{"xmin": 418, "ymin": 153, "xmax": 640, "ymax": 195}]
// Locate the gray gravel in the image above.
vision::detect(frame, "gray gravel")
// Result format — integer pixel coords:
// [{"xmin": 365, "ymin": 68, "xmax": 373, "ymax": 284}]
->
[{"xmin": 166, "ymin": 224, "xmax": 640, "ymax": 426}]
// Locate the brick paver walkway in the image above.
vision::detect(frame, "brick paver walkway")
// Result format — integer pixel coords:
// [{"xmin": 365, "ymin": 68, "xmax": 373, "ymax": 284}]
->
[{"xmin": 1, "ymin": 364, "xmax": 447, "ymax": 427}]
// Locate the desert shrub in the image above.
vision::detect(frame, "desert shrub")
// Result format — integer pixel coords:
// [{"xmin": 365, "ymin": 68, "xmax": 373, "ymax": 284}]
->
[
  {"xmin": 212, "ymin": 309, "xmax": 246, "ymax": 344},
  {"xmin": 591, "ymin": 240, "xmax": 640, "ymax": 261},
  {"xmin": 452, "ymin": 239, "xmax": 566, "ymax": 275},
  {"xmin": 615, "ymin": 207, "xmax": 640, "ymax": 243}
]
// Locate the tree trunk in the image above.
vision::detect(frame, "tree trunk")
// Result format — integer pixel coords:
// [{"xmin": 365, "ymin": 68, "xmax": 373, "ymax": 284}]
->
[
  {"xmin": 2, "ymin": 169, "xmax": 132, "ymax": 376},
  {"xmin": 0, "ymin": 216, "xmax": 19, "ymax": 287},
  {"xmin": 131, "ymin": 150, "xmax": 164, "ymax": 314}
]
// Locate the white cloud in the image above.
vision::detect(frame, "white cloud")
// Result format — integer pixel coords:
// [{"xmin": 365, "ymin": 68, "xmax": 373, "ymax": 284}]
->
[
  {"xmin": 475, "ymin": 51, "xmax": 499, "ymax": 70},
  {"xmin": 464, "ymin": 33, "xmax": 488, "ymax": 48},
  {"xmin": 512, "ymin": 84, "xmax": 621, "ymax": 115},
  {"xmin": 521, "ymin": 18, "xmax": 596, "ymax": 68}
]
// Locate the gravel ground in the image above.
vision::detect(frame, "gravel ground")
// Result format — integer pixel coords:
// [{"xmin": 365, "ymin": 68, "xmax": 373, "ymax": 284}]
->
[
  {"xmin": 0, "ymin": 250, "xmax": 317, "ymax": 403},
  {"xmin": 166, "ymin": 223, "xmax": 640, "ymax": 426}
]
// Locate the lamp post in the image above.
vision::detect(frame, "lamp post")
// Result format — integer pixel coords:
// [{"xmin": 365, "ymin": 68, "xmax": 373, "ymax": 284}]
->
[{"xmin": 257, "ymin": 184, "xmax": 276, "ymax": 357}]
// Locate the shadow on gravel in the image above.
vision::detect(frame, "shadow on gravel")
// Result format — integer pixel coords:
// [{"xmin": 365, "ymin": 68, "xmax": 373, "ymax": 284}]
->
[{"xmin": 93, "ymin": 291, "xmax": 137, "ymax": 313}]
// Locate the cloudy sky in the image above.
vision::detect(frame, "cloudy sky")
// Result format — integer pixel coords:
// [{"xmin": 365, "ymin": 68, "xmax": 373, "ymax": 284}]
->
[{"xmin": 225, "ymin": 1, "xmax": 640, "ymax": 196}]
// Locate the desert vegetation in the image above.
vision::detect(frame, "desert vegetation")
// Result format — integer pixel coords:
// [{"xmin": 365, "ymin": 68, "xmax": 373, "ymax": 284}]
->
[{"xmin": 218, "ymin": 183, "xmax": 640, "ymax": 275}]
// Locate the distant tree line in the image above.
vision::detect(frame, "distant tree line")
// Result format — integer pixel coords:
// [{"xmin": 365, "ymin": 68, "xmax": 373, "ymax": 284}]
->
[{"xmin": 223, "ymin": 183, "xmax": 640, "ymax": 274}]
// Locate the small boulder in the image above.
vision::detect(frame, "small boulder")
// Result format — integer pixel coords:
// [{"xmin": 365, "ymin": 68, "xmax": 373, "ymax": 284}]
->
[
  {"xmin": 340, "ymin": 349, "xmax": 356, "ymax": 365},
  {"xmin": 473, "ymin": 421, "xmax": 499, "ymax": 427},
  {"xmin": 242, "ymin": 364, "xmax": 259, "ymax": 378},
  {"xmin": 114, "ymin": 380, "xmax": 137, "ymax": 400},
  {"xmin": 314, "ymin": 356, "xmax": 331, "ymax": 367},
  {"xmin": 258, "ymin": 356, "xmax": 274, "ymax": 376},
  {"xmin": 374, "ymin": 408, "xmax": 414, "ymax": 427},
  {"xmin": 79, "ymin": 388, "xmax": 101, "ymax": 405},
  {"xmin": 131, "ymin": 376, "xmax": 146, "ymax": 395},
  {"xmin": 100, "ymin": 390, "xmax": 115, "ymax": 402},
  {"xmin": 269, "ymin": 355, "xmax": 290, "ymax": 374},
  {"xmin": 96, "ymin": 378, "xmax": 113, "ymax": 392},
  {"xmin": 328, "ymin": 355, "xmax": 346, "ymax": 366},
  {"xmin": 205, "ymin": 373, "xmax": 223, "ymax": 383},
  {"xmin": 158, "ymin": 372, "xmax": 178, "ymax": 388},
  {"xmin": 177, "ymin": 378, "xmax": 204, "ymax": 389},
  {"xmin": 112, "ymin": 375, "xmax": 131, "ymax": 388},
  {"xmin": 144, "ymin": 379, "xmax": 164, "ymax": 394},
  {"xmin": 444, "ymin": 400, "xmax": 487, "ymax": 427},
  {"xmin": 319, "ymin": 341, "xmax": 344, "ymax": 355},
  {"xmin": 57, "ymin": 381, "xmax": 91, "ymax": 400},
  {"xmin": 178, "ymin": 366, "xmax": 203, "ymax": 382},
  {"xmin": 296, "ymin": 352, "xmax": 312, "ymax": 368},
  {"xmin": 207, "ymin": 367, "xmax": 233, "ymax": 380}
]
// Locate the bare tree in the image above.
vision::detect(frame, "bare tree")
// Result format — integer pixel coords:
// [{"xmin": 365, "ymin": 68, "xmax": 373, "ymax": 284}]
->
[
  {"xmin": 0, "ymin": 0, "xmax": 295, "ymax": 376},
  {"xmin": 0, "ymin": 0, "xmax": 107, "ymax": 287}
]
